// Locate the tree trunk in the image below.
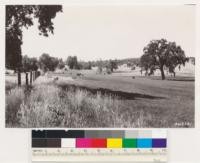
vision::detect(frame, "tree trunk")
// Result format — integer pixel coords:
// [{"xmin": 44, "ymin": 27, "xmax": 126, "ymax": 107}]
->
[
  {"xmin": 145, "ymin": 70, "xmax": 148, "ymax": 76},
  {"xmin": 30, "ymin": 71, "xmax": 32, "ymax": 85},
  {"xmin": 111, "ymin": 67, "xmax": 113, "ymax": 72},
  {"xmin": 25, "ymin": 72, "xmax": 29, "ymax": 85},
  {"xmin": 33, "ymin": 71, "xmax": 35, "ymax": 81},
  {"xmin": 173, "ymin": 72, "xmax": 176, "ymax": 78},
  {"xmin": 160, "ymin": 66, "xmax": 165, "ymax": 80},
  {"xmin": 17, "ymin": 69, "xmax": 21, "ymax": 86}
]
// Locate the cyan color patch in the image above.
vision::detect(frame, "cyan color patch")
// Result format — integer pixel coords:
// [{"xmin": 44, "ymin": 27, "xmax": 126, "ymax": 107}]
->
[{"xmin": 137, "ymin": 139, "xmax": 152, "ymax": 148}]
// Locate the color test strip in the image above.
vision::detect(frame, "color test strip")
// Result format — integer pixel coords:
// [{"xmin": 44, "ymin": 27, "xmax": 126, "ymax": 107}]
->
[
  {"xmin": 75, "ymin": 138, "xmax": 107, "ymax": 148},
  {"xmin": 32, "ymin": 130, "xmax": 167, "ymax": 148},
  {"xmin": 152, "ymin": 130, "xmax": 167, "ymax": 138},
  {"xmin": 61, "ymin": 138, "xmax": 76, "ymax": 148},
  {"xmin": 138, "ymin": 130, "xmax": 152, "ymax": 138},
  {"xmin": 85, "ymin": 130, "xmax": 125, "ymax": 138},
  {"xmin": 32, "ymin": 139, "xmax": 46, "ymax": 148},
  {"xmin": 33, "ymin": 130, "xmax": 164, "ymax": 138},
  {"xmin": 76, "ymin": 138, "xmax": 92, "ymax": 148},
  {"xmin": 46, "ymin": 139, "xmax": 61, "ymax": 148},
  {"xmin": 107, "ymin": 138, "xmax": 122, "ymax": 148},
  {"xmin": 124, "ymin": 131, "xmax": 138, "ymax": 138},
  {"xmin": 92, "ymin": 139, "xmax": 107, "ymax": 148},
  {"xmin": 32, "ymin": 131, "xmax": 46, "ymax": 138},
  {"xmin": 123, "ymin": 139, "xmax": 137, "ymax": 148},
  {"xmin": 32, "ymin": 138, "xmax": 167, "ymax": 148},
  {"xmin": 152, "ymin": 139, "xmax": 167, "ymax": 148},
  {"xmin": 137, "ymin": 139, "xmax": 152, "ymax": 148},
  {"xmin": 46, "ymin": 130, "xmax": 85, "ymax": 138},
  {"xmin": 32, "ymin": 139, "xmax": 61, "ymax": 148}
]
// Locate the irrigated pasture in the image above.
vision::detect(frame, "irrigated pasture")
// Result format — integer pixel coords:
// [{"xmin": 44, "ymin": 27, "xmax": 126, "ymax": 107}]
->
[{"xmin": 5, "ymin": 69, "xmax": 194, "ymax": 128}]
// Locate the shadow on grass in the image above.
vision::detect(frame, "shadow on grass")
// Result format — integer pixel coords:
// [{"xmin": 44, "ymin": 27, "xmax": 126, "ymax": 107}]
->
[
  {"xmin": 58, "ymin": 84, "xmax": 165, "ymax": 100},
  {"xmin": 142, "ymin": 76, "xmax": 195, "ymax": 82}
]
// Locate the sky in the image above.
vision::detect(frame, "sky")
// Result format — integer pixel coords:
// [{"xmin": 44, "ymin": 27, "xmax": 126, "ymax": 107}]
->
[{"xmin": 21, "ymin": 5, "xmax": 196, "ymax": 61}]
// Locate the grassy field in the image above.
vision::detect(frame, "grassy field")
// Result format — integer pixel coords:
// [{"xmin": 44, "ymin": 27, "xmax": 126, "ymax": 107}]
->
[{"xmin": 5, "ymin": 70, "xmax": 194, "ymax": 128}]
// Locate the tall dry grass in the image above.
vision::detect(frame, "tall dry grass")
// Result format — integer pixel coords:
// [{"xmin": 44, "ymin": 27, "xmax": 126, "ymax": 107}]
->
[
  {"xmin": 6, "ymin": 87, "xmax": 25, "ymax": 127},
  {"xmin": 6, "ymin": 83, "xmax": 148, "ymax": 128}
]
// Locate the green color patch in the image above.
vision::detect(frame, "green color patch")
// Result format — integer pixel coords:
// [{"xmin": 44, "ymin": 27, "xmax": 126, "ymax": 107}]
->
[{"xmin": 123, "ymin": 139, "xmax": 137, "ymax": 148}]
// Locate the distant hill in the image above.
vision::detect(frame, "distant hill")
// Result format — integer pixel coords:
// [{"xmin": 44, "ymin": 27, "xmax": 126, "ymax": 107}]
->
[
  {"xmin": 80, "ymin": 56, "xmax": 194, "ymax": 70},
  {"xmin": 116, "ymin": 58, "xmax": 140, "ymax": 67},
  {"xmin": 88, "ymin": 58, "xmax": 140, "ymax": 68},
  {"xmin": 187, "ymin": 57, "xmax": 195, "ymax": 65}
]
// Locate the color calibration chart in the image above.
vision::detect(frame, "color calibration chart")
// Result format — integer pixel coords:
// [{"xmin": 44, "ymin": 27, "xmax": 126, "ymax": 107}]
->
[{"xmin": 32, "ymin": 130, "xmax": 167, "ymax": 163}]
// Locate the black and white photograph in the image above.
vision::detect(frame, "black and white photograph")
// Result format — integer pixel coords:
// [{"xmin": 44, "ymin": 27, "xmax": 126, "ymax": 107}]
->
[{"xmin": 5, "ymin": 4, "xmax": 195, "ymax": 128}]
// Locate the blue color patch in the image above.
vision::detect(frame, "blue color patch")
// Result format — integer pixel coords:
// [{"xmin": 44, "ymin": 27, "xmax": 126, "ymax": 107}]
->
[{"xmin": 137, "ymin": 139, "xmax": 152, "ymax": 148}]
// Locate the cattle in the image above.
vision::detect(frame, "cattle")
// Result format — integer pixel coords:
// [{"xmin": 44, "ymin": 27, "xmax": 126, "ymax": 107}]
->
[
  {"xmin": 53, "ymin": 77, "xmax": 59, "ymax": 82},
  {"xmin": 76, "ymin": 73, "xmax": 84, "ymax": 77}
]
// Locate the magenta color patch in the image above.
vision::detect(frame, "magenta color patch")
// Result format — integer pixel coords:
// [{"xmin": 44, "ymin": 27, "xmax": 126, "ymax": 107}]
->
[{"xmin": 76, "ymin": 138, "xmax": 92, "ymax": 148}]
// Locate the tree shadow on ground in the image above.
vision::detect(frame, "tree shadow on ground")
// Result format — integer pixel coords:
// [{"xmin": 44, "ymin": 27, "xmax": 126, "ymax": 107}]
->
[
  {"xmin": 142, "ymin": 76, "xmax": 195, "ymax": 82},
  {"xmin": 58, "ymin": 84, "xmax": 165, "ymax": 100}
]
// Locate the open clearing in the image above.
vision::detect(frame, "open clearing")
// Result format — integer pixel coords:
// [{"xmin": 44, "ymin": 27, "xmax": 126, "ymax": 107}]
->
[
  {"xmin": 5, "ymin": 68, "xmax": 194, "ymax": 128},
  {"xmin": 57, "ymin": 73, "xmax": 194, "ymax": 127}
]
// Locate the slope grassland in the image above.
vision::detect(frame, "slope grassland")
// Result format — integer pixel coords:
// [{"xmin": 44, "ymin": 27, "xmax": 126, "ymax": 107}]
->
[
  {"xmin": 57, "ymin": 74, "xmax": 194, "ymax": 127},
  {"xmin": 5, "ymin": 72, "xmax": 194, "ymax": 128}
]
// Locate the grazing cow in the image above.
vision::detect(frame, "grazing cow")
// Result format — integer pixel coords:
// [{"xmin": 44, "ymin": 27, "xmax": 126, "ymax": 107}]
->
[
  {"xmin": 76, "ymin": 73, "xmax": 84, "ymax": 77},
  {"xmin": 53, "ymin": 77, "xmax": 59, "ymax": 82}
]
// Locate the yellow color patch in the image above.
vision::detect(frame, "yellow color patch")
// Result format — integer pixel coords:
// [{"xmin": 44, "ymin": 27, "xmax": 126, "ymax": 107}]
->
[{"xmin": 107, "ymin": 138, "xmax": 122, "ymax": 148}]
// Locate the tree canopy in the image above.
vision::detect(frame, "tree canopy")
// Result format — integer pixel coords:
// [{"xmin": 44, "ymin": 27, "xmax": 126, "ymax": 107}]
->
[
  {"xmin": 6, "ymin": 5, "xmax": 62, "ymax": 70},
  {"xmin": 39, "ymin": 53, "xmax": 60, "ymax": 72},
  {"xmin": 57, "ymin": 59, "xmax": 65, "ymax": 69},
  {"xmin": 66, "ymin": 56, "xmax": 79, "ymax": 69},
  {"xmin": 22, "ymin": 55, "xmax": 38, "ymax": 72},
  {"xmin": 107, "ymin": 60, "xmax": 118, "ymax": 72},
  {"xmin": 140, "ymin": 39, "xmax": 187, "ymax": 80}
]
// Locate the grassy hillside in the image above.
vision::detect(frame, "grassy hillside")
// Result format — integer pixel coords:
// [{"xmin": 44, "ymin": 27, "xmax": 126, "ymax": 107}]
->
[{"xmin": 5, "ymin": 73, "xmax": 194, "ymax": 128}]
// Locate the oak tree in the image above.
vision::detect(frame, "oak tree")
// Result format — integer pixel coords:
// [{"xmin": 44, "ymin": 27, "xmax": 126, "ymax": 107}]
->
[
  {"xmin": 140, "ymin": 39, "xmax": 187, "ymax": 80},
  {"xmin": 6, "ymin": 5, "xmax": 62, "ymax": 70}
]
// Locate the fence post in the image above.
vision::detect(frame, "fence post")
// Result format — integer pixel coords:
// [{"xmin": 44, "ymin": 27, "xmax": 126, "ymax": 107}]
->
[
  {"xmin": 35, "ymin": 71, "xmax": 40, "ymax": 79},
  {"xmin": 26, "ymin": 72, "xmax": 29, "ymax": 85},
  {"xmin": 18, "ymin": 71, "xmax": 21, "ymax": 86},
  {"xmin": 36, "ymin": 71, "xmax": 38, "ymax": 79},
  {"xmin": 33, "ymin": 71, "xmax": 35, "ymax": 81},
  {"xmin": 30, "ymin": 71, "xmax": 32, "ymax": 85},
  {"xmin": 35, "ymin": 71, "xmax": 37, "ymax": 79}
]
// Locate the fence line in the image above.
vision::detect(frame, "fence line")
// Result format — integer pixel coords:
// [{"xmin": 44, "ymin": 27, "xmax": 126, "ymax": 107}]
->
[{"xmin": 18, "ymin": 71, "xmax": 40, "ymax": 86}]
